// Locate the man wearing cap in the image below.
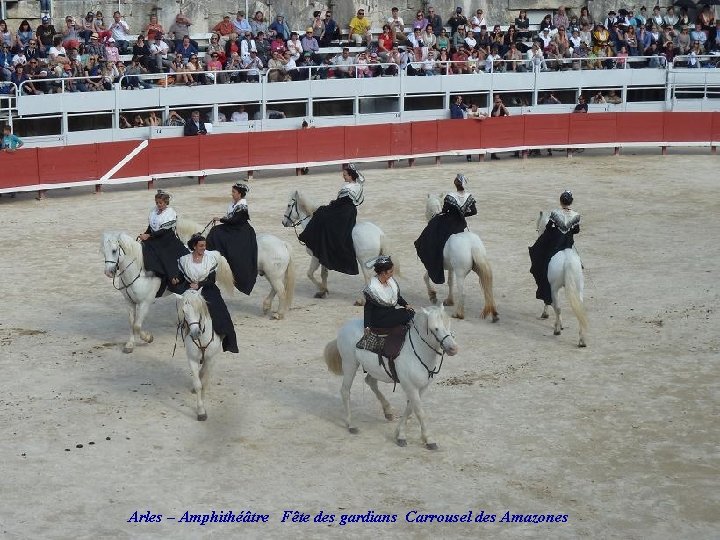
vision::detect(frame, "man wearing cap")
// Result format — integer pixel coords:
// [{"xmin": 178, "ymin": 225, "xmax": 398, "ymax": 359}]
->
[
  {"xmin": 85, "ymin": 32, "xmax": 106, "ymax": 58},
  {"xmin": 35, "ymin": 17, "xmax": 56, "ymax": 53},
  {"xmin": 110, "ymin": 11, "xmax": 131, "ymax": 53},
  {"xmin": 349, "ymin": 8, "xmax": 372, "ymax": 46},
  {"xmin": 301, "ymin": 27, "xmax": 319, "ymax": 56}
]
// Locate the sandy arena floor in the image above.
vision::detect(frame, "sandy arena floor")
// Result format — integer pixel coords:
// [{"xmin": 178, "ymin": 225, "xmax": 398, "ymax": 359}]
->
[{"xmin": 0, "ymin": 150, "xmax": 718, "ymax": 539}]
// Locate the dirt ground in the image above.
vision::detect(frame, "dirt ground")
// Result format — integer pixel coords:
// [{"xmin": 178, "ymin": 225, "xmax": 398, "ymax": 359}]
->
[{"xmin": 1, "ymin": 149, "xmax": 718, "ymax": 539}]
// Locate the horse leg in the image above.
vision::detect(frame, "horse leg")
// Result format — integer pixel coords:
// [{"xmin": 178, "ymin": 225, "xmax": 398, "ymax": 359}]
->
[
  {"xmin": 423, "ymin": 272, "xmax": 437, "ymax": 304},
  {"xmin": 552, "ymin": 289, "xmax": 562, "ymax": 336},
  {"xmin": 444, "ymin": 270, "xmax": 455, "ymax": 307},
  {"xmin": 450, "ymin": 271, "xmax": 465, "ymax": 319},
  {"xmin": 307, "ymin": 257, "xmax": 328, "ymax": 298},
  {"xmin": 264, "ymin": 274, "xmax": 284, "ymax": 319},
  {"xmin": 394, "ymin": 399, "xmax": 414, "ymax": 447},
  {"xmin": 134, "ymin": 300, "xmax": 154, "ymax": 344},
  {"xmin": 123, "ymin": 299, "xmax": 138, "ymax": 353},
  {"xmin": 365, "ymin": 374, "xmax": 393, "ymax": 420},
  {"xmin": 197, "ymin": 358, "xmax": 210, "ymax": 421},
  {"xmin": 410, "ymin": 385, "xmax": 436, "ymax": 450},
  {"xmin": 540, "ymin": 304, "xmax": 550, "ymax": 319},
  {"xmin": 354, "ymin": 265, "xmax": 372, "ymax": 306},
  {"xmin": 188, "ymin": 357, "xmax": 206, "ymax": 421},
  {"xmin": 341, "ymin": 361, "xmax": 360, "ymax": 433}
]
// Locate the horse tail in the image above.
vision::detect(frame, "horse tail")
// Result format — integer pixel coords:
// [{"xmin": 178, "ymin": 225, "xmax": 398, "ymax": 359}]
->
[
  {"xmin": 324, "ymin": 339, "xmax": 343, "ymax": 376},
  {"xmin": 564, "ymin": 256, "xmax": 588, "ymax": 335},
  {"xmin": 472, "ymin": 245, "xmax": 498, "ymax": 320},
  {"xmin": 216, "ymin": 255, "xmax": 236, "ymax": 295},
  {"xmin": 283, "ymin": 241, "xmax": 296, "ymax": 310},
  {"xmin": 378, "ymin": 232, "xmax": 401, "ymax": 277},
  {"xmin": 175, "ymin": 217, "xmax": 203, "ymax": 244}
]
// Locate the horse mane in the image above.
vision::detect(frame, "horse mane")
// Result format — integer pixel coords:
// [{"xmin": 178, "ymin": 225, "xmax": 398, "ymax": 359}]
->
[
  {"xmin": 116, "ymin": 232, "xmax": 145, "ymax": 270},
  {"xmin": 215, "ymin": 254, "xmax": 235, "ymax": 295},
  {"xmin": 184, "ymin": 289, "xmax": 210, "ymax": 321},
  {"xmin": 294, "ymin": 189, "xmax": 319, "ymax": 215},
  {"xmin": 175, "ymin": 217, "xmax": 203, "ymax": 244}
]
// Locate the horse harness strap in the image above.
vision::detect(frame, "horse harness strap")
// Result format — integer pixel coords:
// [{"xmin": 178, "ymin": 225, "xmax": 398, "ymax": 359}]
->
[{"xmin": 378, "ymin": 354, "xmax": 400, "ymax": 392}]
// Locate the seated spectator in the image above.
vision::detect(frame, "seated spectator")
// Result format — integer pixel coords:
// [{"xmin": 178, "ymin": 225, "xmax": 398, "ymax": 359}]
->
[
  {"xmin": 450, "ymin": 95, "xmax": 467, "ymax": 118},
  {"xmin": 605, "ymin": 90, "xmax": 622, "ymax": 104},
  {"xmin": 476, "ymin": 26, "xmax": 492, "ymax": 52},
  {"xmin": 423, "ymin": 25, "xmax": 437, "ymax": 49},
  {"xmin": 387, "ymin": 6, "xmax": 405, "ymax": 41},
  {"xmin": 486, "ymin": 46, "xmax": 504, "ymax": 73},
  {"xmin": 213, "ymin": 15, "xmax": 234, "ymax": 42},
  {"xmin": 427, "ymin": 6, "xmax": 443, "ymax": 36},
  {"xmin": 677, "ymin": 26, "xmax": 692, "ymax": 54},
  {"xmin": 471, "ymin": 9, "xmax": 487, "ymax": 37},
  {"xmin": 540, "ymin": 14, "xmax": 556, "ymax": 34},
  {"xmin": 319, "ymin": 11, "xmax": 340, "ymax": 47},
  {"xmin": 225, "ymin": 33, "xmax": 241, "ymax": 57},
  {"xmin": 119, "ymin": 114, "xmax": 132, "ymax": 128},
  {"xmin": 690, "ymin": 23, "xmax": 708, "ymax": 51},
  {"xmin": 255, "ymin": 32, "xmax": 271, "ymax": 63},
  {"xmin": 269, "ymin": 14, "xmax": 290, "ymax": 41},
  {"xmin": 287, "ymin": 32, "xmax": 303, "ymax": 60},
  {"xmin": 573, "ymin": 94, "xmax": 588, "ymax": 113},
  {"xmin": 10, "ymin": 63, "xmax": 38, "ymax": 94},
  {"xmin": 377, "ymin": 25, "xmax": 394, "ymax": 59},
  {"xmin": 349, "ymin": 8, "xmax": 372, "ymax": 46},
  {"xmin": 165, "ymin": 110, "xmax": 185, "ymax": 126},
  {"xmin": 231, "ymin": 105, "xmax": 249, "ymax": 122},
  {"xmin": 48, "ymin": 35, "xmax": 69, "ymax": 65},
  {"xmin": 301, "ymin": 28, "xmax": 319, "ymax": 57},
  {"xmin": 35, "ymin": 17, "xmax": 56, "ymax": 53},
  {"xmin": 149, "ymin": 34, "xmax": 171, "ymax": 72},
  {"xmin": 355, "ymin": 51, "xmax": 373, "ymax": 78},
  {"xmin": 221, "ymin": 51, "xmax": 243, "ymax": 83},
  {"xmin": 62, "ymin": 16, "xmax": 81, "ymax": 50},
  {"xmin": 447, "ymin": 7, "xmax": 468, "ymax": 36},
  {"xmin": 282, "ymin": 50, "xmax": 300, "ymax": 80},
  {"xmin": 16, "ymin": 20, "xmax": 34, "ymax": 50},
  {"xmin": 504, "ymin": 42, "xmax": 525, "ymax": 71},
  {"xmin": 436, "ymin": 28, "xmax": 450, "ymax": 51},
  {"xmin": 616, "ymin": 45, "xmax": 629, "ymax": 68},
  {"xmin": 110, "ymin": 11, "xmax": 131, "ymax": 53},
  {"xmin": 125, "ymin": 56, "xmax": 152, "ymax": 89},
  {"xmin": 169, "ymin": 13, "xmax": 194, "ymax": 51},
  {"xmin": 132, "ymin": 35, "xmax": 151, "ymax": 69},
  {"xmin": 83, "ymin": 56, "xmax": 105, "ymax": 91},
  {"xmin": 591, "ymin": 91, "xmax": 606, "ymax": 103},
  {"xmin": 131, "ymin": 114, "xmax": 145, "ymax": 128},
  {"xmin": 184, "ymin": 110, "xmax": 207, "ymax": 135},
  {"xmin": 94, "ymin": 11, "xmax": 112, "ymax": 42},
  {"xmin": 687, "ymin": 41, "xmax": 704, "ymax": 67},
  {"xmin": 105, "ymin": 38, "xmax": 120, "ymax": 62},
  {"xmin": 407, "ymin": 27, "xmax": 425, "ymax": 48},
  {"xmin": 554, "ymin": 26, "xmax": 570, "ymax": 56},
  {"xmin": 516, "ymin": 10, "xmax": 531, "ymax": 41},
  {"xmin": 527, "ymin": 42, "xmax": 548, "ymax": 71},
  {"xmin": 270, "ymin": 31, "xmax": 287, "ymax": 54},
  {"xmin": 169, "ymin": 52, "xmax": 191, "ymax": 85},
  {"xmin": 571, "ymin": 41, "xmax": 590, "ymax": 70},
  {"xmin": 144, "ymin": 13, "xmax": 164, "ymax": 42},
  {"xmin": 451, "ymin": 25, "xmax": 468, "ymax": 50},
  {"xmin": 241, "ymin": 49, "xmax": 263, "ymax": 82},
  {"xmin": 206, "ymin": 34, "xmax": 225, "ymax": 64},
  {"xmin": 250, "ymin": 11, "xmax": 268, "ymax": 38},
  {"xmin": 539, "ymin": 27, "xmax": 554, "ymax": 51},
  {"xmin": 175, "ymin": 35, "xmax": 198, "ymax": 61},
  {"xmin": 1, "ymin": 124, "xmax": 23, "ymax": 151},
  {"xmin": 697, "ymin": 5, "xmax": 714, "ymax": 33},
  {"xmin": 333, "ymin": 47, "xmax": 355, "ymax": 78},
  {"xmin": 413, "ymin": 10, "xmax": 429, "ymax": 32},
  {"xmin": 554, "ymin": 6, "xmax": 570, "ymax": 31},
  {"xmin": 80, "ymin": 12, "xmax": 95, "ymax": 44},
  {"xmin": 451, "ymin": 45, "xmax": 471, "ymax": 74},
  {"xmin": 85, "ymin": 33, "xmax": 106, "ymax": 58},
  {"xmin": 185, "ymin": 54, "xmax": 206, "ymax": 84},
  {"xmin": 267, "ymin": 50, "xmax": 286, "ymax": 82}
]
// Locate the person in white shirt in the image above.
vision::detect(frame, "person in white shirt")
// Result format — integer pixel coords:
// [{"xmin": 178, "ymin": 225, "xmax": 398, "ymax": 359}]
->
[
  {"xmin": 149, "ymin": 34, "xmax": 170, "ymax": 71},
  {"xmin": 333, "ymin": 47, "xmax": 355, "ymax": 78},
  {"xmin": 240, "ymin": 50, "xmax": 263, "ymax": 82},
  {"xmin": 231, "ymin": 106, "xmax": 249, "ymax": 122},
  {"xmin": 110, "ymin": 11, "xmax": 131, "ymax": 52}
]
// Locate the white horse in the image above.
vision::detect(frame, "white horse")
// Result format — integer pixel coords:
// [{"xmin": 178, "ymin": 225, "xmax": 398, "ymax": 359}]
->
[
  {"xmin": 422, "ymin": 194, "xmax": 499, "ymax": 321},
  {"xmin": 256, "ymin": 233, "xmax": 296, "ymax": 319},
  {"xmin": 323, "ymin": 305, "xmax": 458, "ymax": 449},
  {"xmin": 176, "ymin": 289, "xmax": 224, "ymax": 421},
  {"xmin": 102, "ymin": 232, "xmax": 163, "ymax": 353},
  {"xmin": 101, "ymin": 220, "xmax": 199, "ymax": 353},
  {"xmin": 536, "ymin": 211, "xmax": 588, "ymax": 347},
  {"xmin": 282, "ymin": 189, "xmax": 390, "ymax": 305}
]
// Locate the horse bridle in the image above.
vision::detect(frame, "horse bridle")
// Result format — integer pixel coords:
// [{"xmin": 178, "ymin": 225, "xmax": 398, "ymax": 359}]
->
[
  {"xmin": 283, "ymin": 197, "xmax": 310, "ymax": 243},
  {"xmin": 174, "ymin": 304, "xmax": 212, "ymax": 365},
  {"xmin": 105, "ymin": 244, "xmax": 142, "ymax": 299},
  {"xmin": 408, "ymin": 318, "xmax": 454, "ymax": 379}
]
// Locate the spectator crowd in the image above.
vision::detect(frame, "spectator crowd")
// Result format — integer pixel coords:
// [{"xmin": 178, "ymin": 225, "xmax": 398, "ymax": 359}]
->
[{"xmin": 1, "ymin": 4, "xmax": 718, "ymax": 95}]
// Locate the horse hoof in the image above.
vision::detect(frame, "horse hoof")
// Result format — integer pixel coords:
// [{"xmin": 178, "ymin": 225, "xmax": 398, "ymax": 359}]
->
[
  {"xmin": 396, "ymin": 438, "xmax": 407, "ymax": 447},
  {"xmin": 348, "ymin": 427, "xmax": 359, "ymax": 434},
  {"xmin": 384, "ymin": 412, "xmax": 395, "ymax": 421},
  {"xmin": 540, "ymin": 313, "xmax": 549, "ymax": 319},
  {"xmin": 578, "ymin": 342, "xmax": 587, "ymax": 348},
  {"xmin": 271, "ymin": 312, "xmax": 282, "ymax": 320},
  {"xmin": 452, "ymin": 313, "xmax": 464, "ymax": 320},
  {"xmin": 553, "ymin": 330, "xmax": 561, "ymax": 336},
  {"xmin": 426, "ymin": 442, "xmax": 438, "ymax": 451},
  {"xmin": 314, "ymin": 291, "xmax": 328, "ymax": 299},
  {"xmin": 122, "ymin": 345, "xmax": 133, "ymax": 353},
  {"xmin": 443, "ymin": 298, "xmax": 454, "ymax": 306},
  {"xmin": 197, "ymin": 413, "xmax": 207, "ymax": 421},
  {"xmin": 141, "ymin": 333, "xmax": 153, "ymax": 343},
  {"xmin": 492, "ymin": 315, "xmax": 500, "ymax": 323},
  {"xmin": 353, "ymin": 300, "xmax": 364, "ymax": 306}
]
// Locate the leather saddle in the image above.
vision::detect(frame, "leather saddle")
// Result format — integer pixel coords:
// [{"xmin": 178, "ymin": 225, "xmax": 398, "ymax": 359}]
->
[{"xmin": 356, "ymin": 325, "xmax": 409, "ymax": 384}]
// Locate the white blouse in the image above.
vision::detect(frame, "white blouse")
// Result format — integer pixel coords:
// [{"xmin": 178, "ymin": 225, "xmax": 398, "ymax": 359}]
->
[
  {"xmin": 226, "ymin": 198, "xmax": 248, "ymax": 217},
  {"xmin": 337, "ymin": 182, "xmax": 364, "ymax": 206},
  {"xmin": 148, "ymin": 207, "xmax": 177, "ymax": 232},
  {"xmin": 178, "ymin": 250, "xmax": 222, "ymax": 283},
  {"xmin": 365, "ymin": 276, "xmax": 399, "ymax": 307}
]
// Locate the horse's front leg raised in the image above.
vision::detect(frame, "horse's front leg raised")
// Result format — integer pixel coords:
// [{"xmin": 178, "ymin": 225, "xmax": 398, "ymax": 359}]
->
[
  {"xmin": 307, "ymin": 257, "xmax": 328, "ymax": 298},
  {"xmin": 423, "ymin": 272, "xmax": 438, "ymax": 304},
  {"xmin": 365, "ymin": 374, "xmax": 394, "ymax": 420}
]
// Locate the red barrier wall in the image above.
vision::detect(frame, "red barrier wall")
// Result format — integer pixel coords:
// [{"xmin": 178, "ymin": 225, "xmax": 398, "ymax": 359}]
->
[{"xmin": 1, "ymin": 112, "xmax": 717, "ymax": 193}]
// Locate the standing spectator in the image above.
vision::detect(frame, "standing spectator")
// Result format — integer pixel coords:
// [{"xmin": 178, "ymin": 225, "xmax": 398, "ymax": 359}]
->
[
  {"xmin": 110, "ymin": 11, "xmax": 131, "ymax": 53},
  {"xmin": 184, "ymin": 110, "xmax": 207, "ymax": 135},
  {"xmin": 450, "ymin": 94, "xmax": 467, "ymax": 119},
  {"xmin": 489, "ymin": 96, "xmax": 510, "ymax": 160},
  {"xmin": 231, "ymin": 105, "xmax": 248, "ymax": 122},
  {"xmin": 427, "ymin": 6, "xmax": 443, "ymax": 36},
  {"xmin": 447, "ymin": 6, "xmax": 468, "ymax": 36},
  {"xmin": 349, "ymin": 8, "xmax": 372, "ymax": 46},
  {"xmin": 471, "ymin": 9, "xmax": 487, "ymax": 38},
  {"xmin": 169, "ymin": 12, "xmax": 193, "ymax": 52},
  {"xmin": 387, "ymin": 7, "xmax": 405, "ymax": 41},
  {"xmin": 1, "ymin": 124, "xmax": 23, "ymax": 151},
  {"xmin": 310, "ymin": 11, "xmax": 325, "ymax": 39},
  {"xmin": 554, "ymin": 6, "xmax": 570, "ymax": 31},
  {"xmin": 80, "ymin": 12, "xmax": 95, "ymax": 44},
  {"xmin": 233, "ymin": 11, "xmax": 252, "ymax": 36}
]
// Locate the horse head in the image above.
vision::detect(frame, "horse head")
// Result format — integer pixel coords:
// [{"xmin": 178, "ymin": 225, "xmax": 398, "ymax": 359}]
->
[
  {"xmin": 181, "ymin": 289, "xmax": 207, "ymax": 340},
  {"xmin": 102, "ymin": 232, "xmax": 121, "ymax": 278},
  {"xmin": 422, "ymin": 304, "xmax": 458, "ymax": 356},
  {"xmin": 425, "ymin": 193, "xmax": 444, "ymax": 222},
  {"xmin": 282, "ymin": 189, "xmax": 313, "ymax": 228}
]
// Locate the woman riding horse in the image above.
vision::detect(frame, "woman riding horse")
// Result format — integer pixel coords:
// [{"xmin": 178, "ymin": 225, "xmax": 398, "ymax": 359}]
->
[
  {"xmin": 138, "ymin": 190, "xmax": 189, "ymax": 296},
  {"xmin": 363, "ymin": 255, "xmax": 414, "ymax": 332},
  {"xmin": 298, "ymin": 163, "xmax": 364, "ymax": 275},
  {"xmin": 414, "ymin": 174, "xmax": 477, "ymax": 285},
  {"xmin": 207, "ymin": 182, "xmax": 258, "ymax": 295},
  {"xmin": 529, "ymin": 190, "xmax": 581, "ymax": 305},
  {"xmin": 173, "ymin": 234, "xmax": 239, "ymax": 353}
]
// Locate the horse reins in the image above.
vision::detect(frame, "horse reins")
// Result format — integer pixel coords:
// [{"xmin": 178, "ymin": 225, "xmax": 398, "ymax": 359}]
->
[
  {"xmin": 105, "ymin": 245, "xmax": 142, "ymax": 303},
  {"xmin": 173, "ymin": 311, "xmax": 212, "ymax": 365},
  {"xmin": 408, "ymin": 319, "xmax": 453, "ymax": 379},
  {"xmin": 283, "ymin": 197, "xmax": 310, "ymax": 245}
]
